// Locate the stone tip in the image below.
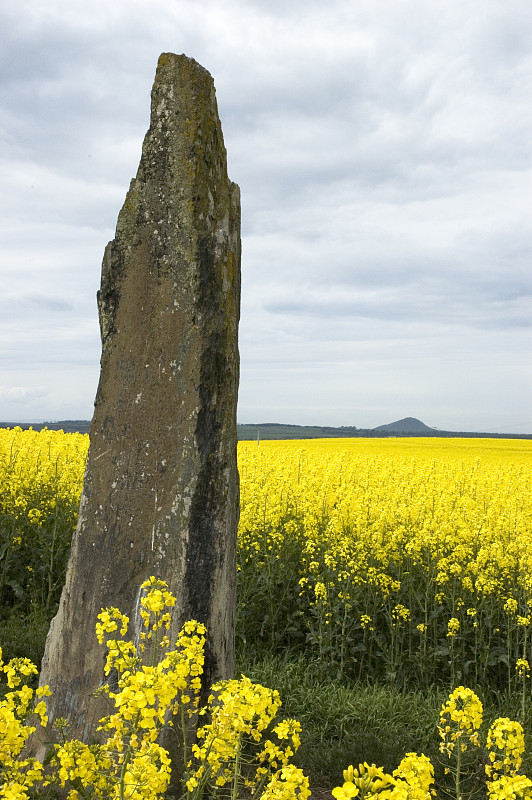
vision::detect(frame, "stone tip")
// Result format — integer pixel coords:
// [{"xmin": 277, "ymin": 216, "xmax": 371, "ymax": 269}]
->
[{"xmin": 156, "ymin": 52, "xmax": 213, "ymax": 82}]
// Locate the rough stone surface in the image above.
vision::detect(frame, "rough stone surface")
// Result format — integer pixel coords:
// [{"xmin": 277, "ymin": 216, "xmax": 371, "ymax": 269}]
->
[{"xmin": 37, "ymin": 53, "xmax": 240, "ymax": 744}]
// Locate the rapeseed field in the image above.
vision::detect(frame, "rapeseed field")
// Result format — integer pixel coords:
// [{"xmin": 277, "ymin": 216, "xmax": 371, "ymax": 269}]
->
[
  {"xmin": 1, "ymin": 429, "xmax": 531, "ymax": 692},
  {"xmin": 0, "ymin": 427, "xmax": 88, "ymax": 612},
  {"xmin": 1, "ymin": 428, "xmax": 532, "ymax": 797},
  {"xmin": 238, "ymin": 438, "xmax": 532, "ymax": 690}
]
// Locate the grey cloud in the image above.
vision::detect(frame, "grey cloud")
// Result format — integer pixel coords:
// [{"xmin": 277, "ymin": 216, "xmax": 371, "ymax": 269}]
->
[
  {"xmin": 0, "ymin": 158, "xmax": 125, "ymax": 229},
  {"xmin": 263, "ymin": 291, "xmax": 531, "ymax": 330},
  {"xmin": 0, "ymin": 385, "xmax": 47, "ymax": 402},
  {"xmin": 1, "ymin": 0, "xmax": 531, "ymax": 428},
  {"xmin": 0, "ymin": 325, "xmax": 99, "ymax": 368},
  {"xmin": 1, "ymin": 293, "xmax": 74, "ymax": 314}
]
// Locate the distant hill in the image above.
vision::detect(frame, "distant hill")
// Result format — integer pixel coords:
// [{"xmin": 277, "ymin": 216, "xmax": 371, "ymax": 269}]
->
[
  {"xmin": 1, "ymin": 419, "xmax": 530, "ymax": 440},
  {"xmin": 237, "ymin": 422, "xmax": 532, "ymax": 440},
  {"xmin": 373, "ymin": 417, "xmax": 436, "ymax": 434}
]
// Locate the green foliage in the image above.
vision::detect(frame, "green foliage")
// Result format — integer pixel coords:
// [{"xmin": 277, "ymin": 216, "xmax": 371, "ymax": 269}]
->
[
  {"xmin": 0, "ymin": 498, "xmax": 79, "ymax": 613},
  {"xmin": 237, "ymin": 651, "xmax": 445, "ymax": 786},
  {"xmin": 237, "ymin": 651, "xmax": 532, "ymax": 791},
  {"xmin": 237, "ymin": 518, "xmax": 306, "ymax": 654},
  {"xmin": 0, "ymin": 607, "xmax": 50, "ymax": 670}
]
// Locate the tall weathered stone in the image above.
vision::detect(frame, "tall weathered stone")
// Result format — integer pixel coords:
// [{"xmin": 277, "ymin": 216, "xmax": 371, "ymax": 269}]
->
[{"xmin": 37, "ymin": 53, "xmax": 240, "ymax": 742}]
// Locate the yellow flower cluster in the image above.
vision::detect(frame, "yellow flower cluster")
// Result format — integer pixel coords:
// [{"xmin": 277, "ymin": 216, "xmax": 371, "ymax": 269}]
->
[
  {"xmin": 260, "ymin": 763, "xmax": 310, "ymax": 800},
  {"xmin": 392, "ymin": 753, "xmax": 435, "ymax": 800},
  {"xmin": 486, "ymin": 718, "xmax": 525, "ymax": 780},
  {"xmin": 505, "ymin": 598, "xmax": 519, "ymax": 615},
  {"xmin": 53, "ymin": 740, "xmax": 110, "ymax": 791},
  {"xmin": 332, "ymin": 755, "xmax": 435, "ymax": 800},
  {"xmin": 333, "ymin": 762, "xmax": 394, "ymax": 799},
  {"xmin": 97, "ymin": 580, "xmax": 206, "ymax": 750},
  {"xmin": 391, "ymin": 605, "xmax": 411, "ymax": 626},
  {"xmin": 1, "ymin": 577, "xmax": 310, "ymax": 800},
  {"xmin": 139, "ymin": 576, "xmax": 177, "ymax": 654},
  {"xmin": 0, "ymin": 646, "xmax": 51, "ymax": 800},
  {"xmin": 438, "ymin": 686, "xmax": 483, "ymax": 755},
  {"xmin": 261, "ymin": 718, "xmax": 302, "ymax": 769},
  {"xmin": 188, "ymin": 675, "xmax": 308, "ymax": 798},
  {"xmin": 486, "ymin": 774, "xmax": 532, "ymax": 800},
  {"xmin": 96, "ymin": 607, "xmax": 130, "ymax": 643},
  {"xmin": 435, "ymin": 686, "xmax": 532, "ymax": 800},
  {"xmin": 516, "ymin": 659, "xmax": 530, "ymax": 679},
  {"xmin": 446, "ymin": 618, "xmax": 460, "ymax": 638},
  {"xmin": 45, "ymin": 578, "xmax": 199, "ymax": 799}
]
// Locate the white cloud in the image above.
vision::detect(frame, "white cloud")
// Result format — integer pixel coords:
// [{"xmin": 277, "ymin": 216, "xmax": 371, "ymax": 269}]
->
[{"xmin": 0, "ymin": 386, "xmax": 47, "ymax": 402}]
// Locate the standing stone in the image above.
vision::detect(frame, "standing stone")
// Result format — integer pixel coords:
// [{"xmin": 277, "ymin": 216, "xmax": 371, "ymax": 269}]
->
[{"xmin": 37, "ymin": 53, "xmax": 240, "ymax": 743}]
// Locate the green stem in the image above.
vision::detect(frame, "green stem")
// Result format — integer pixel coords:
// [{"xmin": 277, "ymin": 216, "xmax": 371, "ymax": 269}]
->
[
  {"xmin": 450, "ymin": 638, "xmax": 455, "ymax": 686},
  {"xmin": 118, "ymin": 714, "xmax": 140, "ymax": 799},
  {"xmin": 118, "ymin": 746, "xmax": 133, "ymax": 800},
  {"xmin": 473, "ymin": 611, "xmax": 479, "ymax": 685},
  {"xmin": 455, "ymin": 743, "xmax": 462, "ymax": 800},
  {"xmin": 339, "ymin": 602, "xmax": 349, "ymax": 680},
  {"xmin": 45, "ymin": 509, "xmax": 58, "ymax": 611},
  {"xmin": 507, "ymin": 624, "xmax": 512, "ymax": 691},
  {"xmin": 0, "ymin": 543, "xmax": 11, "ymax": 605},
  {"xmin": 522, "ymin": 629, "xmax": 528, "ymax": 722},
  {"xmin": 190, "ymin": 753, "xmax": 214, "ymax": 800},
  {"xmin": 151, "ymin": 613, "xmax": 159, "ymax": 664},
  {"xmin": 0, "ymin": 520, "xmax": 17, "ymax": 605},
  {"xmin": 180, "ymin": 703, "xmax": 188, "ymax": 774},
  {"xmin": 231, "ymin": 733, "xmax": 243, "ymax": 800},
  {"xmin": 358, "ymin": 627, "xmax": 366, "ymax": 681},
  {"xmin": 71, "ymin": 779, "xmax": 91, "ymax": 800}
]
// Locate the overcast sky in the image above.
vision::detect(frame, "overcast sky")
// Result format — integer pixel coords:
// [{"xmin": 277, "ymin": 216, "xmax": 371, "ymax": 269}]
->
[{"xmin": 1, "ymin": 0, "xmax": 531, "ymax": 432}]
